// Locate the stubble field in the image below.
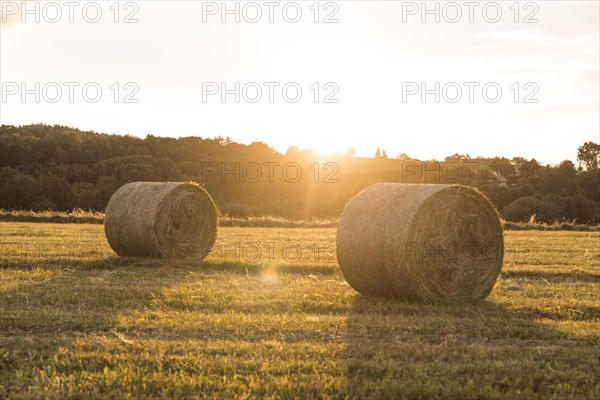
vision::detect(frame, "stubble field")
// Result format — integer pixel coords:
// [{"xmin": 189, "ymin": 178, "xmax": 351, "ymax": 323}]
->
[{"xmin": 0, "ymin": 222, "xmax": 598, "ymax": 399}]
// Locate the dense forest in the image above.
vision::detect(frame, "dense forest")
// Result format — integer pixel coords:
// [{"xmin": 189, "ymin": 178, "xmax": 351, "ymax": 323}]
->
[{"xmin": 1, "ymin": 124, "xmax": 599, "ymax": 223}]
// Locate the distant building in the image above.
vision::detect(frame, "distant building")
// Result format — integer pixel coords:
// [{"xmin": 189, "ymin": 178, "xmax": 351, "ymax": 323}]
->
[{"xmin": 489, "ymin": 171, "xmax": 509, "ymax": 187}]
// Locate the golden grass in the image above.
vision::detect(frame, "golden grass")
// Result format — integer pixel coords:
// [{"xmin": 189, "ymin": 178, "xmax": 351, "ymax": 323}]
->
[{"xmin": 0, "ymin": 222, "xmax": 598, "ymax": 398}]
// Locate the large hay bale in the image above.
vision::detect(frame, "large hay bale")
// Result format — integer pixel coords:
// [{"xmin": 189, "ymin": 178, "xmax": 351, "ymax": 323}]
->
[
  {"xmin": 104, "ymin": 182, "xmax": 217, "ymax": 259},
  {"xmin": 336, "ymin": 183, "xmax": 504, "ymax": 301}
]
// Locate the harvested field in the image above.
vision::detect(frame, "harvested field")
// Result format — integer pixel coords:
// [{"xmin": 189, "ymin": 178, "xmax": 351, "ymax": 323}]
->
[{"xmin": 0, "ymin": 222, "xmax": 598, "ymax": 399}]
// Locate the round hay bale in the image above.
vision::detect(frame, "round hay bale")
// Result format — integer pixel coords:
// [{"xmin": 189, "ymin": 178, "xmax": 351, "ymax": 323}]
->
[
  {"xmin": 104, "ymin": 182, "xmax": 217, "ymax": 259},
  {"xmin": 336, "ymin": 183, "xmax": 504, "ymax": 301}
]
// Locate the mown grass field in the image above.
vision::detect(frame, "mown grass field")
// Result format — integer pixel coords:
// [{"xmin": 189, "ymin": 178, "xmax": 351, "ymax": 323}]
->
[{"xmin": 0, "ymin": 222, "xmax": 598, "ymax": 399}]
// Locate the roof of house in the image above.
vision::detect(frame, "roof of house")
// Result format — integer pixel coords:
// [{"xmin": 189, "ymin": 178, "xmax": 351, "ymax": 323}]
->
[{"xmin": 490, "ymin": 171, "xmax": 508, "ymax": 183}]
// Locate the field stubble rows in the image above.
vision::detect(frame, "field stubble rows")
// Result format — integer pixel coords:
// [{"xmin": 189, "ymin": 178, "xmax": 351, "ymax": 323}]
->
[{"xmin": 0, "ymin": 222, "xmax": 598, "ymax": 399}]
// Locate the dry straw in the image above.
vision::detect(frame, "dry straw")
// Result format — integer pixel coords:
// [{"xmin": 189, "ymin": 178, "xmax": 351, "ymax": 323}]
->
[
  {"xmin": 336, "ymin": 183, "xmax": 504, "ymax": 301},
  {"xmin": 104, "ymin": 182, "xmax": 217, "ymax": 259}
]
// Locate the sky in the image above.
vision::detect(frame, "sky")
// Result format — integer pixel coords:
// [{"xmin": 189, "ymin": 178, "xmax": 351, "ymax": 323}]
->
[{"xmin": 1, "ymin": 0, "xmax": 598, "ymax": 164}]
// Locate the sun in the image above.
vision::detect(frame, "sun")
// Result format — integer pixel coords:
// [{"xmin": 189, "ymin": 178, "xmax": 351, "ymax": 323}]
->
[
  {"xmin": 309, "ymin": 137, "xmax": 350, "ymax": 157},
  {"xmin": 315, "ymin": 144, "xmax": 343, "ymax": 156}
]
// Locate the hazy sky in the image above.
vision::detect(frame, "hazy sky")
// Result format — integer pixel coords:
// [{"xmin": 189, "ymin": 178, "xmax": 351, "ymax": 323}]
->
[{"xmin": 1, "ymin": 1, "xmax": 598, "ymax": 164}]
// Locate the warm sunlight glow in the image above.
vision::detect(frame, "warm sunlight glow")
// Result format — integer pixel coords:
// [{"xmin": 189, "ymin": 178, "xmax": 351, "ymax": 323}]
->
[
  {"xmin": 260, "ymin": 265, "xmax": 279, "ymax": 284},
  {"xmin": 1, "ymin": 1, "xmax": 598, "ymax": 163},
  {"xmin": 312, "ymin": 141, "xmax": 345, "ymax": 157}
]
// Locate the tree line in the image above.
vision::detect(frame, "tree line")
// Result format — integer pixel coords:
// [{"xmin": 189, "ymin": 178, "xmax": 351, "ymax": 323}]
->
[{"xmin": 1, "ymin": 124, "xmax": 599, "ymax": 223}]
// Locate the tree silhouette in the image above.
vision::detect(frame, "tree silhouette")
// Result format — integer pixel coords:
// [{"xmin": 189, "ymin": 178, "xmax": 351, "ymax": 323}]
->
[
  {"xmin": 345, "ymin": 147, "xmax": 356, "ymax": 157},
  {"xmin": 1, "ymin": 124, "xmax": 599, "ymax": 223},
  {"xmin": 577, "ymin": 142, "xmax": 600, "ymax": 171}
]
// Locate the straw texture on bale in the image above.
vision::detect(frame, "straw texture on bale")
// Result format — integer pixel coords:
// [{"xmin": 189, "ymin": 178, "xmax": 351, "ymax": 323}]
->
[
  {"xmin": 336, "ymin": 183, "xmax": 504, "ymax": 301},
  {"xmin": 104, "ymin": 182, "xmax": 217, "ymax": 259}
]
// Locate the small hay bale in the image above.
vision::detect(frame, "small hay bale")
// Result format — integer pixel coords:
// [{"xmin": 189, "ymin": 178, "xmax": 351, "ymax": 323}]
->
[
  {"xmin": 104, "ymin": 182, "xmax": 217, "ymax": 259},
  {"xmin": 336, "ymin": 183, "xmax": 504, "ymax": 301}
]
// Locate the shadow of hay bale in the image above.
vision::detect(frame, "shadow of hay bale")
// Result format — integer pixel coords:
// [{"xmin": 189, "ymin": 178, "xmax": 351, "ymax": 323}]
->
[{"xmin": 339, "ymin": 294, "xmax": 592, "ymax": 398}]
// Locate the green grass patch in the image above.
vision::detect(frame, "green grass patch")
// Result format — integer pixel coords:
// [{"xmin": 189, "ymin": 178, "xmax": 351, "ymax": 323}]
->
[{"xmin": 0, "ymin": 222, "xmax": 598, "ymax": 399}]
